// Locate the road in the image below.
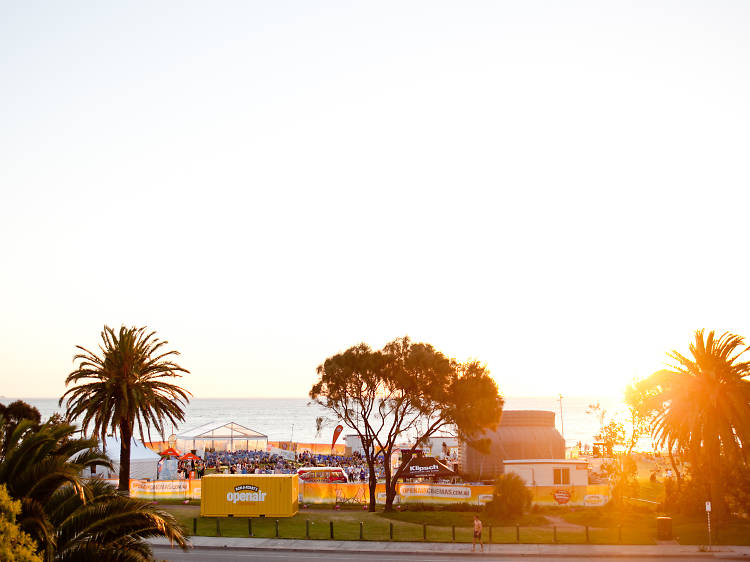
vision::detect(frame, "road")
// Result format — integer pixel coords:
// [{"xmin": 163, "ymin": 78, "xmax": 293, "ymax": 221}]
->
[{"xmin": 152, "ymin": 547, "xmax": 713, "ymax": 561}]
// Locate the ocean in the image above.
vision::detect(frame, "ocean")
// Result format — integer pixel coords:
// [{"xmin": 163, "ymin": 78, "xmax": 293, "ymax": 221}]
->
[{"xmin": 12, "ymin": 395, "xmax": 632, "ymax": 449}]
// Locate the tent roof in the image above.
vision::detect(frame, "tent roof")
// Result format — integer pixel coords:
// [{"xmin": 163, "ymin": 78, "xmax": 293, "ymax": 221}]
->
[
  {"xmin": 102, "ymin": 436, "xmax": 160, "ymax": 461},
  {"xmin": 177, "ymin": 421, "xmax": 268, "ymax": 440},
  {"xmin": 160, "ymin": 447, "xmax": 181, "ymax": 457}
]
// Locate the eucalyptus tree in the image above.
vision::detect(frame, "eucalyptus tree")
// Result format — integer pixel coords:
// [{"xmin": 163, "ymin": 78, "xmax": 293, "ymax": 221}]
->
[
  {"xmin": 377, "ymin": 337, "xmax": 503, "ymax": 511},
  {"xmin": 630, "ymin": 330, "xmax": 750, "ymax": 520},
  {"xmin": 311, "ymin": 337, "xmax": 504, "ymax": 512},
  {"xmin": 310, "ymin": 343, "xmax": 386, "ymax": 511},
  {"xmin": 60, "ymin": 325, "xmax": 191, "ymax": 493}
]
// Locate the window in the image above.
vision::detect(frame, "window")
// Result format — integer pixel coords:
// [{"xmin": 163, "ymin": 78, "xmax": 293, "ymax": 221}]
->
[{"xmin": 553, "ymin": 468, "xmax": 570, "ymax": 485}]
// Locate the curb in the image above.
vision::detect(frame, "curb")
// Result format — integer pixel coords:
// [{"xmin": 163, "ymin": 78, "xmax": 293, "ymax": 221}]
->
[{"xmin": 150, "ymin": 542, "xmax": 750, "ymax": 559}]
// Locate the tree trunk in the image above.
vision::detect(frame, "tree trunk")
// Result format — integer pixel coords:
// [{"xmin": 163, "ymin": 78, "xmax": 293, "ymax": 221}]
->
[
  {"xmin": 368, "ymin": 464, "xmax": 377, "ymax": 512},
  {"xmin": 384, "ymin": 461, "xmax": 395, "ymax": 512},
  {"xmin": 119, "ymin": 420, "xmax": 132, "ymax": 494}
]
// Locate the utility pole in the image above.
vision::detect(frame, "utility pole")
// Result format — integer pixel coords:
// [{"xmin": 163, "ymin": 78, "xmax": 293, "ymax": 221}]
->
[{"xmin": 558, "ymin": 394, "xmax": 565, "ymax": 443}]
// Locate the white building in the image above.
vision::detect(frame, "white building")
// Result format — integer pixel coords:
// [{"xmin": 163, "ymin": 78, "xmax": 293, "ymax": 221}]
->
[{"xmin": 503, "ymin": 459, "xmax": 589, "ymax": 487}]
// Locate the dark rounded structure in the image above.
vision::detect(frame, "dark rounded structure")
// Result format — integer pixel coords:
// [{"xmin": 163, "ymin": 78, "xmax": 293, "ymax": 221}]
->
[{"xmin": 460, "ymin": 410, "xmax": 564, "ymax": 481}]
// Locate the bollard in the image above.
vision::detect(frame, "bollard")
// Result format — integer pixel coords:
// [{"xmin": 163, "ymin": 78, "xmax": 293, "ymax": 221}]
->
[
  {"xmin": 489, "ymin": 525, "xmax": 492, "ymax": 544},
  {"xmin": 516, "ymin": 524, "xmax": 520, "ymax": 543},
  {"xmin": 305, "ymin": 519, "xmax": 310, "ymax": 539},
  {"xmin": 360, "ymin": 521, "xmax": 363, "ymax": 540},
  {"xmin": 275, "ymin": 520, "xmax": 279, "ymax": 538},
  {"xmin": 216, "ymin": 518, "xmax": 221, "ymax": 537},
  {"xmin": 390, "ymin": 522, "xmax": 394, "ymax": 541},
  {"xmin": 330, "ymin": 521, "xmax": 334, "ymax": 539},
  {"xmin": 248, "ymin": 518, "xmax": 253, "ymax": 537},
  {"xmin": 618, "ymin": 525, "xmax": 622, "ymax": 543},
  {"xmin": 553, "ymin": 526, "xmax": 557, "ymax": 543},
  {"xmin": 585, "ymin": 525, "xmax": 590, "ymax": 543},
  {"xmin": 423, "ymin": 523, "xmax": 427, "ymax": 541},
  {"xmin": 192, "ymin": 518, "xmax": 197, "ymax": 535},
  {"xmin": 452, "ymin": 525, "xmax": 455, "ymax": 542}
]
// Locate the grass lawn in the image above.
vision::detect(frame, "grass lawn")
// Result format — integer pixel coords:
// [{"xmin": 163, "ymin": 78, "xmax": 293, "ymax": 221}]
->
[
  {"xmin": 158, "ymin": 504, "xmax": 655, "ymax": 544},
  {"xmin": 154, "ymin": 468, "xmax": 750, "ymax": 547},
  {"xmin": 553, "ymin": 506, "xmax": 750, "ymax": 546}
]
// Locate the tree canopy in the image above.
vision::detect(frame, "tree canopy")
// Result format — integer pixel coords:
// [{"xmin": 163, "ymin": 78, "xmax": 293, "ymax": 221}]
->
[
  {"xmin": 310, "ymin": 343, "xmax": 387, "ymax": 510},
  {"xmin": 0, "ymin": 401, "xmax": 42, "ymax": 456},
  {"xmin": 311, "ymin": 336, "xmax": 503, "ymax": 511},
  {"xmin": 60, "ymin": 325, "xmax": 191, "ymax": 493},
  {"xmin": 0, "ymin": 417, "xmax": 188, "ymax": 560},
  {"xmin": 0, "ymin": 484, "xmax": 41, "ymax": 562},
  {"xmin": 628, "ymin": 329, "xmax": 750, "ymax": 519}
]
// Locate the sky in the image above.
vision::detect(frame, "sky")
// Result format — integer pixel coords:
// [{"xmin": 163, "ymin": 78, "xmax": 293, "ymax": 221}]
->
[{"xmin": 1, "ymin": 1, "xmax": 749, "ymax": 400}]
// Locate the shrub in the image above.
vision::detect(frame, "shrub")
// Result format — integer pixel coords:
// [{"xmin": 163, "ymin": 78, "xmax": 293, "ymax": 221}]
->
[
  {"xmin": 484, "ymin": 472, "xmax": 532, "ymax": 521},
  {"xmin": 0, "ymin": 484, "xmax": 41, "ymax": 562}
]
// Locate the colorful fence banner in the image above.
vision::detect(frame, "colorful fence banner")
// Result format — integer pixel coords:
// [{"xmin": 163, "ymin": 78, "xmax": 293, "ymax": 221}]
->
[
  {"xmin": 100, "ymin": 479, "xmax": 610, "ymax": 506},
  {"xmin": 300, "ymin": 482, "xmax": 382, "ymax": 505},
  {"xmin": 528, "ymin": 484, "xmax": 610, "ymax": 506},
  {"xmin": 299, "ymin": 482, "xmax": 609, "ymax": 506},
  {"xmin": 124, "ymin": 479, "xmax": 201, "ymax": 500},
  {"xmin": 299, "ymin": 482, "xmax": 496, "ymax": 505}
]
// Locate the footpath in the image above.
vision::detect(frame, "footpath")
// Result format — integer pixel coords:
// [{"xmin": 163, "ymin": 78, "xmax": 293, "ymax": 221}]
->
[{"xmin": 148, "ymin": 536, "xmax": 750, "ymax": 559}]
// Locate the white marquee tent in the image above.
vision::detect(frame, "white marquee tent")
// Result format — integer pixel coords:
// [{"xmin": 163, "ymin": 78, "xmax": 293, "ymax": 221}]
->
[
  {"xmin": 177, "ymin": 421, "xmax": 268, "ymax": 452},
  {"xmin": 90, "ymin": 436, "xmax": 161, "ymax": 480}
]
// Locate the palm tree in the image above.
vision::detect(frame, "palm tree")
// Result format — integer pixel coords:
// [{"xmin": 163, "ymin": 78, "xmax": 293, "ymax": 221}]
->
[
  {"xmin": 633, "ymin": 330, "xmax": 750, "ymax": 519},
  {"xmin": 60, "ymin": 326, "xmax": 191, "ymax": 493},
  {"xmin": 0, "ymin": 418, "xmax": 188, "ymax": 561},
  {"xmin": 48, "ymin": 478, "xmax": 187, "ymax": 562},
  {"xmin": 0, "ymin": 419, "xmax": 108, "ymax": 553}
]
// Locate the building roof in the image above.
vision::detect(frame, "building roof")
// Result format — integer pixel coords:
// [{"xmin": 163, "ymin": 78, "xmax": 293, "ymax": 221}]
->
[
  {"xmin": 504, "ymin": 459, "xmax": 588, "ymax": 465},
  {"xmin": 461, "ymin": 410, "xmax": 565, "ymax": 479},
  {"xmin": 177, "ymin": 421, "xmax": 268, "ymax": 440}
]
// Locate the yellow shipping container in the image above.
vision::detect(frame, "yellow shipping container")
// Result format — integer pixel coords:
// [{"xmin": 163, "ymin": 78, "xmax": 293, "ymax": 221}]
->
[{"xmin": 200, "ymin": 474, "xmax": 299, "ymax": 518}]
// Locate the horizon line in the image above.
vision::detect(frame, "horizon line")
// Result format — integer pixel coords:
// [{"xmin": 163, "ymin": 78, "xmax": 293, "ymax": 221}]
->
[{"xmin": 4, "ymin": 394, "xmax": 623, "ymax": 400}]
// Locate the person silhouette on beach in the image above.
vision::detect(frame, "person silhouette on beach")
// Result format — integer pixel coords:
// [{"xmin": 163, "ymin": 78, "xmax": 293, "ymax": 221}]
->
[{"xmin": 472, "ymin": 514, "xmax": 483, "ymax": 552}]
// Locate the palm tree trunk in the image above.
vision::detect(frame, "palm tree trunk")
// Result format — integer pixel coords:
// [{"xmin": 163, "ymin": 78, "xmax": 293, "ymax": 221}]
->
[
  {"xmin": 119, "ymin": 420, "xmax": 132, "ymax": 494},
  {"xmin": 668, "ymin": 450, "xmax": 682, "ymax": 488},
  {"xmin": 706, "ymin": 440, "xmax": 727, "ymax": 522}
]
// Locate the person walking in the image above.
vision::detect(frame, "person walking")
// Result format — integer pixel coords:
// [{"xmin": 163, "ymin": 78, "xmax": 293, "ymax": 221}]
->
[{"xmin": 472, "ymin": 514, "xmax": 483, "ymax": 552}]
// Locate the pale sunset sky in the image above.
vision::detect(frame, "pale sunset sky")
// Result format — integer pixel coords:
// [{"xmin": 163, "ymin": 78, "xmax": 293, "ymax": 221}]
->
[{"xmin": 1, "ymin": 2, "xmax": 749, "ymax": 400}]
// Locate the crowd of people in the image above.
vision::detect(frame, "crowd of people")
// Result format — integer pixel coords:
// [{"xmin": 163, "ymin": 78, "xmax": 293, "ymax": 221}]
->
[{"xmin": 172, "ymin": 449, "xmax": 387, "ymax": 481}]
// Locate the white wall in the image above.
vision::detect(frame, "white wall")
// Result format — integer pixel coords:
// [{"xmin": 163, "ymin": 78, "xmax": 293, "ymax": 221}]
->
[{"xmin": 505, "ymin": 461, "xmax": 588, "ymax": 487}]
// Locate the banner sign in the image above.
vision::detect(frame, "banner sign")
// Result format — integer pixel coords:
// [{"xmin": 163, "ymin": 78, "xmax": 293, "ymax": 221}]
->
[
  {"xmin": 268, "ymin": 447, "xmax": 296, "ymax": 460},
  {"xmin": 124, "ymin": 479, "xmax": 200, "ymax": 500},
  {"xmin": 399, "ymin": 484, "xmax": 472, "ymax": 499},
  {"xmin": 331, "ymin": 425, "xmax": 343, "ymax": 449}
]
